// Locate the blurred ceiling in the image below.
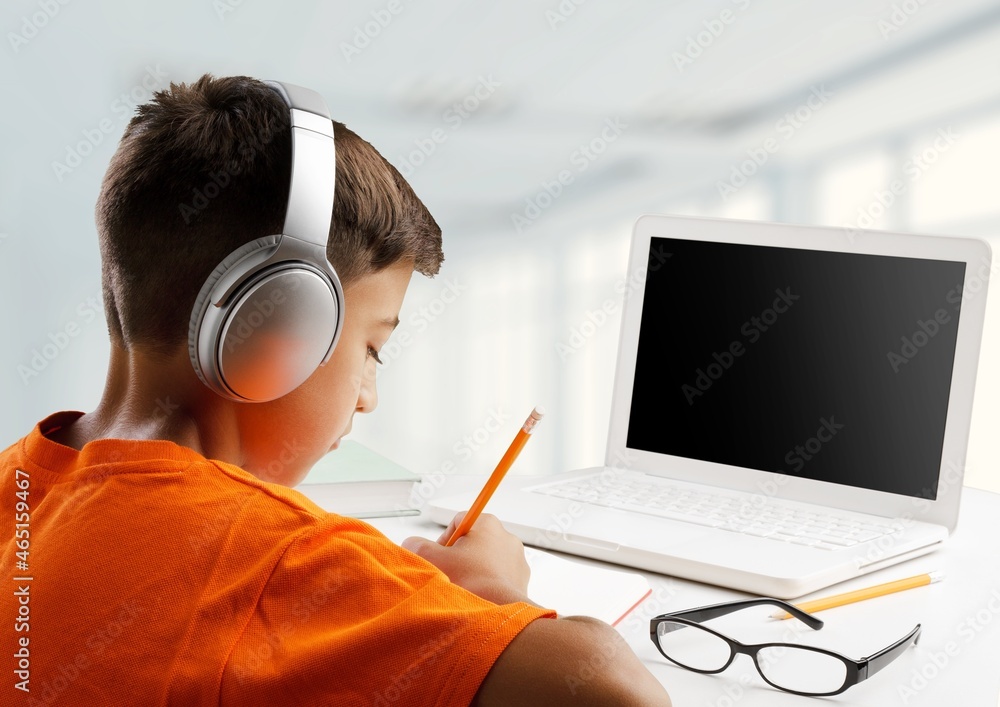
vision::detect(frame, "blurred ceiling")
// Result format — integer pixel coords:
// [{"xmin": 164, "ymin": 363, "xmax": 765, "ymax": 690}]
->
[
  {"xmin": 7, "ymin": 0, "xmax": 1000, "ymax": 236},
  {"xmin": 304, "ymin": 0, "xmax": 1000, "ymax": 231}
]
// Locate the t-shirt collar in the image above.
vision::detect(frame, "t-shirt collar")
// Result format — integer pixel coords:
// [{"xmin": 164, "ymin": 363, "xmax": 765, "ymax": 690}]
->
[{"xmin": 23, "ymin": 410, "xmax": 205, "ymax": 475}]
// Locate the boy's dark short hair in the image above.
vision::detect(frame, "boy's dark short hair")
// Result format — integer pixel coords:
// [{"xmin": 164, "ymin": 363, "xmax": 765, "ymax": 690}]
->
[{"xmin": 95, "ymin": 73, "xmax": 443, "ymax": 353}]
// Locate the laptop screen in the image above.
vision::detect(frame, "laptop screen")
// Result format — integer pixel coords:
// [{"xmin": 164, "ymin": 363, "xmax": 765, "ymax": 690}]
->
[{"xmin": 626, "ymin": 236, "xmax": 967, "ymax": 500}]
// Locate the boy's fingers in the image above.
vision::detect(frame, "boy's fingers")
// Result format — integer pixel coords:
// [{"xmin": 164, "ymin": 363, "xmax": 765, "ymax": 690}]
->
[
  {"xmin": 405, "ymin": 512, "xmax": 471, "ymax": 549},
  {"xmin": 436, "ymin": 511, "xmax": 467, "ymax": 545},
  {"xmin": 401, "ymin": 536, "xmax": 447, "ymax": 565},
  {"xmin": 400, "ymin": 536, "xmax": 429, "ymax": 554}
]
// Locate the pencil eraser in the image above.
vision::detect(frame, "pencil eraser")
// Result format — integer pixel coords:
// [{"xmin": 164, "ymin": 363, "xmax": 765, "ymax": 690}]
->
[{"xmin": 530, "ymin": 406, "xmax": 546, "ymax": 420}]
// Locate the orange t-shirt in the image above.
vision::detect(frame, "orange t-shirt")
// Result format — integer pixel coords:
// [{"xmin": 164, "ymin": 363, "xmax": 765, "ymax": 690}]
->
[{"xmin": 1, "ymin": 412, "xmax": 554, "ymax": 706}]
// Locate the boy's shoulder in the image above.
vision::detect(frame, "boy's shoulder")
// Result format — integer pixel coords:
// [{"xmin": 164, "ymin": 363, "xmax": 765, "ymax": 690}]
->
[
  {"xmin": 0, "ymin": 411, "xmax": 338, "ymax": 542},
  {"xmin": 3, "ymin": 412, "xmax": 440, "ymax": 586},
  {"xmin": 3, "ymin": 414, "xmax": 556, "ymax": 704}
]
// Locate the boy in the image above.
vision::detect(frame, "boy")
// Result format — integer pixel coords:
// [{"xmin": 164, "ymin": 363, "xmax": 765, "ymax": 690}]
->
[{"xmin": 1, "ymin": 74, "xmax": 670, "ymax": 705}]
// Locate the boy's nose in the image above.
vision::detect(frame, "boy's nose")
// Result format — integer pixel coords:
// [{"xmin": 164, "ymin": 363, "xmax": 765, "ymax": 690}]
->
[{"xmin": 357, "ymin": 366, "xmax": 378, "ymax": 413}]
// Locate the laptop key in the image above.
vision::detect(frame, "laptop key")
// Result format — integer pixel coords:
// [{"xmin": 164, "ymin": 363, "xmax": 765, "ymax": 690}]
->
[
  {"xmin": 818, "ymin": 535, "xmax": 858, "ymax": 546},
  {"xmin": 769, "ymin": 533, "xmax": 800, "ymax": 543},
  {"xmin": 850, "ymin": 531, "xmax": 882, "ymax": 543},
  {"xmin": 789, "ymin": 536, "xmax": 821, "ymax": 547},
  {"xmin": 742, "ymin": 526, "xmax": 777, "ymax": 537},
  {"xmin": 615, "ymin": 503, "xmax": 725, "ymax": 528}
]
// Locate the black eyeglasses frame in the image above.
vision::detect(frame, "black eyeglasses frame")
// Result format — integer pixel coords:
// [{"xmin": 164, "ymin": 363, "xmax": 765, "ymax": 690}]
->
[{"xmin": 648, "ymin": 597, "xmax": 921, "ymax": 697}]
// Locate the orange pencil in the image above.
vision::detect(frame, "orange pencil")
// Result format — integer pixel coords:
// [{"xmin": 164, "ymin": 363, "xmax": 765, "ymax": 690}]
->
[
  {"xmin": 771, "ymin": 571, "xmax": 944, "ymax": 619},
  {"xmin": 444, "ymin": 407, "xmax": 545, "ymax": 547}
]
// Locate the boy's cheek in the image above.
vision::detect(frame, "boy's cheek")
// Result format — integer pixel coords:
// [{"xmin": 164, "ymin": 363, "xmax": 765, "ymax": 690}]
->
[{"xmin": 241, "ymin": 426, "xmax": 317, "ymax": 485}]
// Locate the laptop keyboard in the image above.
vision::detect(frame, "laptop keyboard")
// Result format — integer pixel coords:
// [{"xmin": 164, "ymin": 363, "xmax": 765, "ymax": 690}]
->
[{"xmin": 528, "ymin": 472, "xmax": 905, "ymax": 551}]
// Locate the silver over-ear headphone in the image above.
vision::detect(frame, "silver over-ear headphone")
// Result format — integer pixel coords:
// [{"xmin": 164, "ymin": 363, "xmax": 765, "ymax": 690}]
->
[{"xmin": 188, "ymin": 80, "xmax": 344, "ymax": 402}]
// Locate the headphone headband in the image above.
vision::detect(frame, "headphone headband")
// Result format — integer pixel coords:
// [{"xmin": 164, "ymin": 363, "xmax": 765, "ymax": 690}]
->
[{"xmin": 264, "ymin": 80, "xmax": 336, "ymax": 248}]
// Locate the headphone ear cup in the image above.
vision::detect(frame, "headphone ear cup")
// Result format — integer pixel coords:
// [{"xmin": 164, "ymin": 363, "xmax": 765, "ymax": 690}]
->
[
  {"xmin": 217, "ymin": 263, "xmax": 340, "ymax": 402},
  {"xmin": 188, "ymin": 236, "xmax": 281, "ymax": 394}
]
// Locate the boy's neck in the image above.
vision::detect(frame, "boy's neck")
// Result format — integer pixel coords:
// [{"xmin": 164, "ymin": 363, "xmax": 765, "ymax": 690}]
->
[{"xmin": 52, "ymin": 341, "xmax": 243, "ymax": 463}]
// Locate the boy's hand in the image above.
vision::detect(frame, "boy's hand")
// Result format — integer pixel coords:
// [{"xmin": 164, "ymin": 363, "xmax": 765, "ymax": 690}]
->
[{"xmin": 401, "ymin": 513, "xmax": 534, "ymax": 606}]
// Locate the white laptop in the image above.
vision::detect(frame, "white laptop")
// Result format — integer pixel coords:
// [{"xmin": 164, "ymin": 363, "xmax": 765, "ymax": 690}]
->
[{"xmin": 427, "ymin": 214, "xmax": 993, "ymax": 598}]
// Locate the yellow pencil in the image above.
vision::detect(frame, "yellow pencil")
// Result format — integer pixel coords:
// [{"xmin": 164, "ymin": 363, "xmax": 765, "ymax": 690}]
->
[
  {"xmin": 771, "ymin": 571, "xmax": 944, "ymax": 619},
  {"xmin": 444, "ymin": 407, "xmax": 544, "ymax": 547}
]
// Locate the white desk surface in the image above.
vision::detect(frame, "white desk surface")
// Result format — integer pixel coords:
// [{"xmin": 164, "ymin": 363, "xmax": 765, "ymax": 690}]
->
[{"xmin": 368, "ymin": 480, "xmax": 1000, "ymax": 707}]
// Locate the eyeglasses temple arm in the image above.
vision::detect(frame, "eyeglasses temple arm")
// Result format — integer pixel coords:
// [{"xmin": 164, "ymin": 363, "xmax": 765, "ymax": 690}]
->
[
  {"xmin": 654, "ymin": 598, "xmax": 823, "ymax": 630},
  {"xmin": 860, "ymin": 624, "xmax": 921, "ymax": 681}
]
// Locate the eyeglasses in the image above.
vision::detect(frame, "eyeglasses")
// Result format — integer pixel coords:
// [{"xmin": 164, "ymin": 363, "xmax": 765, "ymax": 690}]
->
[{"xmin": 649, "ymin": 598, "xmax": 920, "ymax": 697}]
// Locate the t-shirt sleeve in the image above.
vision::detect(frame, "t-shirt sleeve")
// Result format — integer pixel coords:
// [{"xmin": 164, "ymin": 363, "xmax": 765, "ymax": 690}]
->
[{"xmin": 220, "ymin": 515, "xmax": 555, "ymax": 707}]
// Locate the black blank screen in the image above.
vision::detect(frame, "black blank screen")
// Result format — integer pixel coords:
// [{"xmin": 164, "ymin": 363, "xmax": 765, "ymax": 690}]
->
[{"xmin": 625, "ymin": 237, "xmax": 966, "ymax": 500}]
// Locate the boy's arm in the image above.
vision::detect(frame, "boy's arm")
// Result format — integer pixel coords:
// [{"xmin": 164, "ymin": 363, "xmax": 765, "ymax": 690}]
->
[
  {"xmin": 471, "ymin": 614, "xmax": 672, "ymax": 706},
  {"xmin": 402, "ymin": 514, "xmax": 671, "ymax": 706}
]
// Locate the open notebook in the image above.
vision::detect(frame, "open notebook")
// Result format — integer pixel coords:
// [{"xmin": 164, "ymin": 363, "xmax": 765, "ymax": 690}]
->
[{"xmin": 525, "ymin": 548, "xmax": 651, "ymax": 626}]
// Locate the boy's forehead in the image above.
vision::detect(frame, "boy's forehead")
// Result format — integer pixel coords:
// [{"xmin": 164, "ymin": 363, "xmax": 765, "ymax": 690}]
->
[{"xmin": 343, "ymin": 261, "xmax": 413, "ymax": 320}]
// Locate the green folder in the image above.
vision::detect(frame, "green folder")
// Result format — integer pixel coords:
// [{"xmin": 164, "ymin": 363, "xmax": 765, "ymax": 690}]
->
[{"xmin": 295, "ymin": 441, "xmax": 421, "ymax": 519}]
